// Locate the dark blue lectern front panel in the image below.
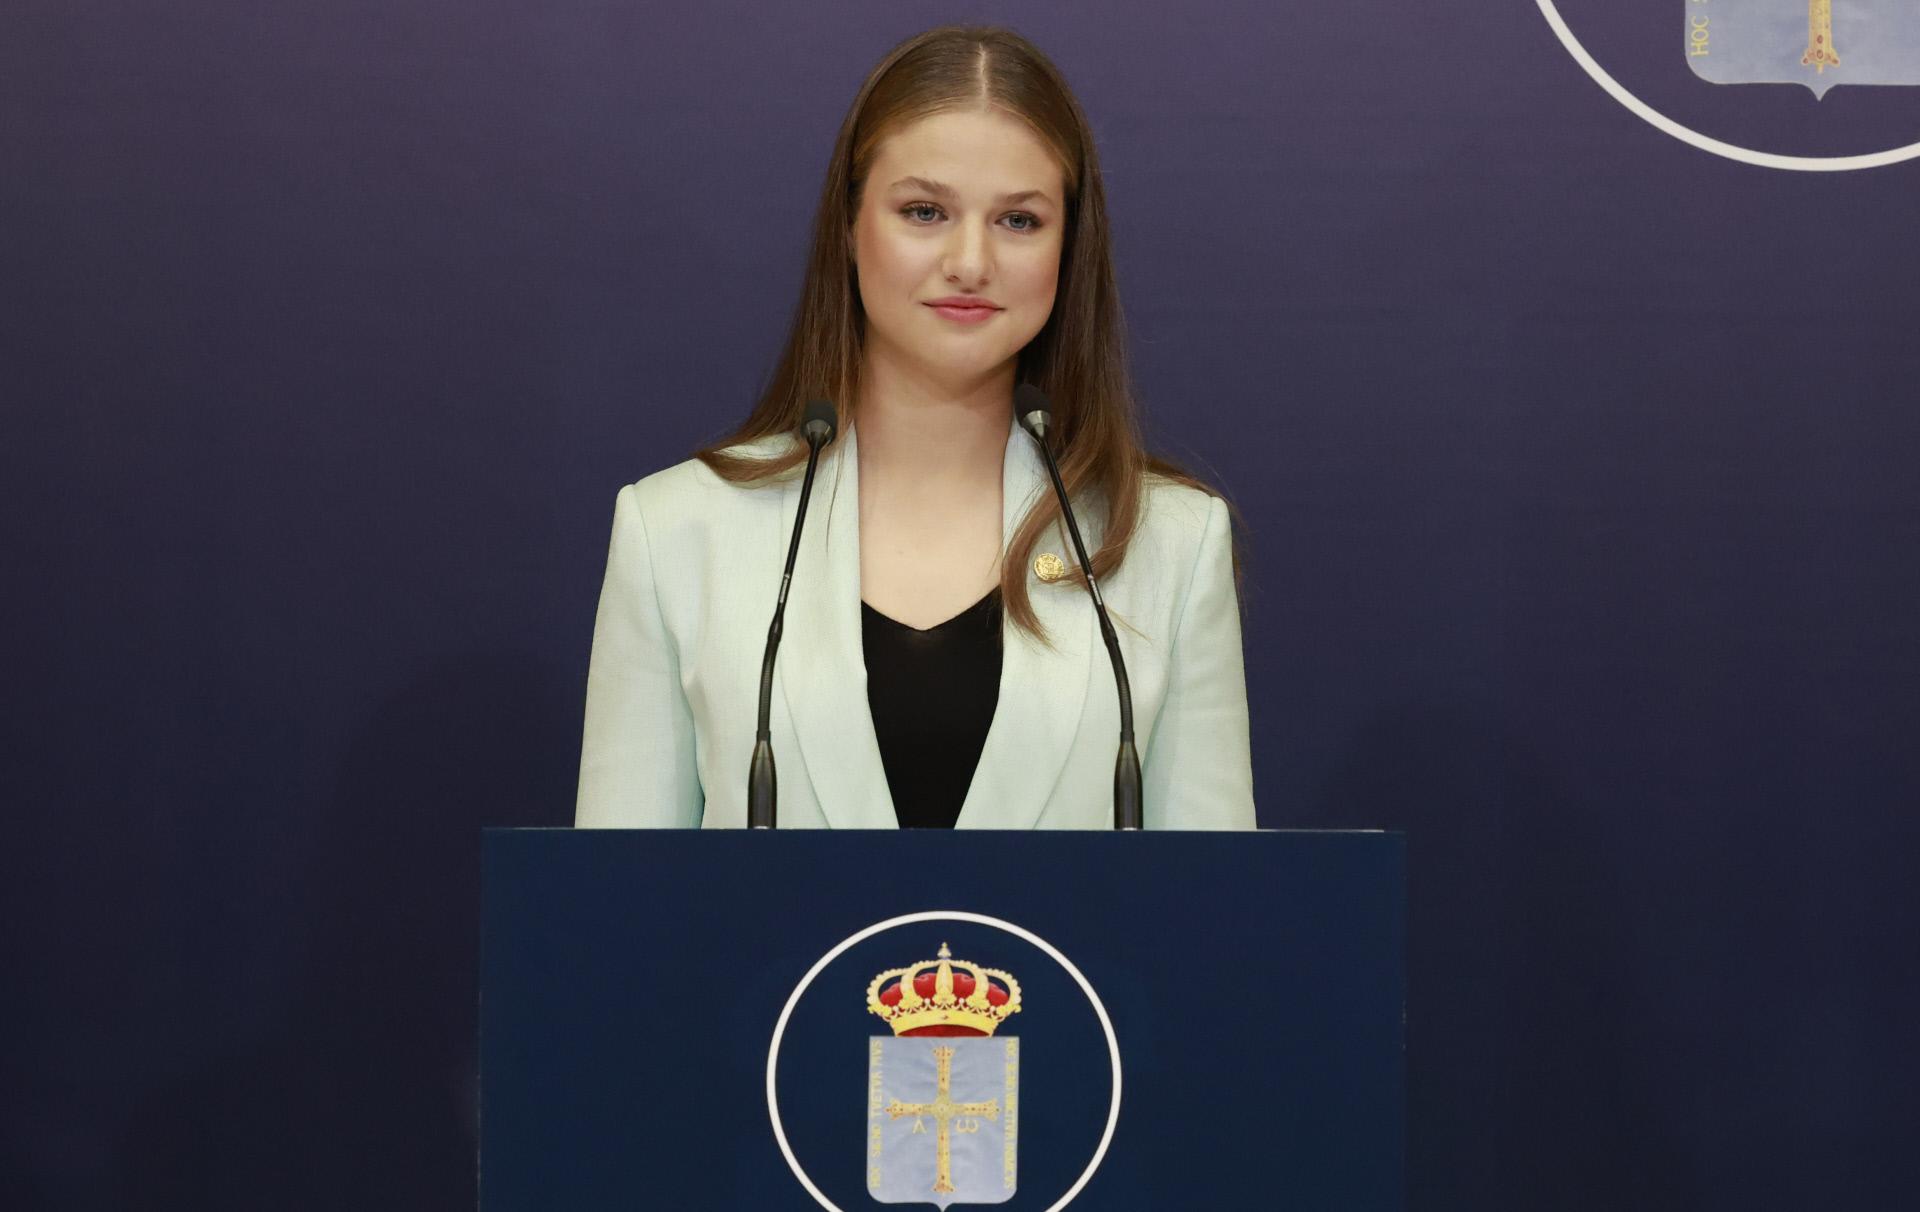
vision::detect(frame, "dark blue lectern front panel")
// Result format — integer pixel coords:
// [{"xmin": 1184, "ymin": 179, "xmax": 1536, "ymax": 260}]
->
[{"xmin": 481, "ymin": 830, "xmax": 1403, "ymax": 1210}]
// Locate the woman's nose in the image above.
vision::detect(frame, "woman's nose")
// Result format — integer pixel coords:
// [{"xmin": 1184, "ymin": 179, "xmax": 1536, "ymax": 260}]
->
[{"xmin": 941, "ymin": 219, "xmax": 991, "ymax": 284}]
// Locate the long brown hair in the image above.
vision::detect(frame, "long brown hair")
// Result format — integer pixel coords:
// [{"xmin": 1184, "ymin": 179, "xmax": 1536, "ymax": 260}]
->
[{"xmin": 694, "ymin": 24, "xmax": 1240, "ymax": 644}]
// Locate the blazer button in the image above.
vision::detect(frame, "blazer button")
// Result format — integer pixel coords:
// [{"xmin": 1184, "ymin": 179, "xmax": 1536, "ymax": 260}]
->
[{"xmin": 1033, "ymin": 552, "xmax": 1067, "ymax": 583}]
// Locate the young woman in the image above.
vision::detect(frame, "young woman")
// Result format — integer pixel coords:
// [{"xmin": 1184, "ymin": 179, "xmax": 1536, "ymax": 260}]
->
[{"xmin": 575, "ymin": 25, "xmax": 1254, "ymax": 830}]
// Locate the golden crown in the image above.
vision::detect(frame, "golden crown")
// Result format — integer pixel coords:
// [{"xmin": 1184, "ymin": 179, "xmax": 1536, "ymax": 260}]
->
[{"xmin": 866, "ymin": 942, "xmax": 1022, "ymax": 1037}]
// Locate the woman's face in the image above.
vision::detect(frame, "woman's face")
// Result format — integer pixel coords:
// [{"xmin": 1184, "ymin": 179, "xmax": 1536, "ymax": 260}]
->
[{"xmin": 850, "ymin": 107, "xmax": 1067, "ymax": 393}]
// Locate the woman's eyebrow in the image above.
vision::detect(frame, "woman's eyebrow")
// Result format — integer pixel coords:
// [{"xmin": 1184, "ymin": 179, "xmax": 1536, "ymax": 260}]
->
[{"xmin": 888, "ymin": 176, "xmax": 1053, "ymax": 206}]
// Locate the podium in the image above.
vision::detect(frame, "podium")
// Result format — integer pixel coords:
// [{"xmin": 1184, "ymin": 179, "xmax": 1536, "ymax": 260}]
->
[{"xmin": 481, "ymin": 829, "xmax": 1404, "ymax": 1210}]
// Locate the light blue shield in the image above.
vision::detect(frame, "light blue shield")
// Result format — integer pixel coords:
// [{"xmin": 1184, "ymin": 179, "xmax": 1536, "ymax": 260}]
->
[
  {"xmin": 865, "ymin": 1036, "xmax": 1018, "ymax": 1208},
  {"xmin": 1685, "ymin": 0, "xmax": 1920, "ymax": 97}
]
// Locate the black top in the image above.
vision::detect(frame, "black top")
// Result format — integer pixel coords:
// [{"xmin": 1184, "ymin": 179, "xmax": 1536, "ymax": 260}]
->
[{"xmin": 861, "ymin": 587, "xmax": 1004, "ymax": 829}]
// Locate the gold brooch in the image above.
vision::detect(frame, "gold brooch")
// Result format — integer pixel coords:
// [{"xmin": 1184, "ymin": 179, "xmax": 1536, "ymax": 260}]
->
[{"xmin": 1033, "ymin": 552, "xmax": 1067, "ymax": 583}]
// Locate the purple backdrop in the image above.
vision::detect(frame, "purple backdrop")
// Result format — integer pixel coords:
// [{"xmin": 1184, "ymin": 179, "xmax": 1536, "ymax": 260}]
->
[{"xmin": 5, "ymin": 1, "xmax": 1917, "ymax": 1208}]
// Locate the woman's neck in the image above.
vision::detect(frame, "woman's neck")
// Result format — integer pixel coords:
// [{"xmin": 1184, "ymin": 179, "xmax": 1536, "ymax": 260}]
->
[{"xmin": 853, "ymin": 355, "xmax": 1012, "ymax": 495}]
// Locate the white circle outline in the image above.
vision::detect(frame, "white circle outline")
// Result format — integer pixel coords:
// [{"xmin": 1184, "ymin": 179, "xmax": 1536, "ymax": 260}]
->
[
  {"xmin": 1535, "ymin": 0, "xmax": 1920, "ymax": 171},
  {"xmin": 765, "ymin": 910, "xmax": 1122, "ymax": 1212}
]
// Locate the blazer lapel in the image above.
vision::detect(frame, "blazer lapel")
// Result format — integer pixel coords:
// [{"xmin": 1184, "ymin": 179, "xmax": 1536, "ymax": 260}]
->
[
  {"xmin": 954, "ymin": 418, "xmax": 1095, "ymax": 830},
  {"xmin": 776, "ymin": 421, "xmax": 897, "ymax": 828},
  {"xmin": 777, "ymin": 413, "xmax": 1096, "ymax": 831}
]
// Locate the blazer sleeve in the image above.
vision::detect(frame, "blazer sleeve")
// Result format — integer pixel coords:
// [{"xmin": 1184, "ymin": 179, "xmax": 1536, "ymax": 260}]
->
[
  {"xmin": 1142, "ymin": 493, "xmax": 1258, "ymax": 829},
  {"xmin": 574, "ymin": 484, "xmax": 704, "ymax": 828}
]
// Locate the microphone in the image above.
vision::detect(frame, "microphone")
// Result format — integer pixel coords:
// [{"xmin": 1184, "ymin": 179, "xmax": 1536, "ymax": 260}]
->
[
  {"xmin": 1014, "ymin": 384, "xmax": 1143, "ymax": 830},
  {"xmin": 748, "ymin": 398, "xmax": 839, "ymax": 829}
]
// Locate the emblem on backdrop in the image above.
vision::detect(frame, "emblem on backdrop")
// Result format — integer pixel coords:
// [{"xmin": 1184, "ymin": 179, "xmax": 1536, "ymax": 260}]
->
[
  {"xmin": 865, "ymin": 943, "xmax": 1021, "ymax": 1208},
  {"xmin": 1685, "ymin": 0, "xmax": 1920, "ymax": 97}
]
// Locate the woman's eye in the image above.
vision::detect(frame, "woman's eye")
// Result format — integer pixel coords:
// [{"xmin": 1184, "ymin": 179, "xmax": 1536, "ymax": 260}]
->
[{"xmin": 899, "ymin": 204, "xmax": 1043, "ymax": 233}]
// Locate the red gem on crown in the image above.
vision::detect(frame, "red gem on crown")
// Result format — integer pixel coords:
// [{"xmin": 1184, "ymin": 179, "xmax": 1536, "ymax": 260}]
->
[{"xmin": 866, "ymin": 942, "xmax": 1022, "ymax": 1037}]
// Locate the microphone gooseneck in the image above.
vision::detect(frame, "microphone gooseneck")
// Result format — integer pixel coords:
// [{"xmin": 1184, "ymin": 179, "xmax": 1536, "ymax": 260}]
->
[
  {"xmin": 748, "ymin": 398, "xmax": 839, "ymax": 829},
  {"xmin": 1013, "ymin": 384, "xmax": 1143, "ymax": 831}
]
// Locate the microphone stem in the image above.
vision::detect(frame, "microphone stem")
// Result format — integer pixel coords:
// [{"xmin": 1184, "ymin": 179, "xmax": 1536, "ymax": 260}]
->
[
  {"xmin": 748, "ymin": 434, "xmax": 827, "ymax": 829},
  {"xmin": 1032, "ymin": 438, "xmax": 1143, "ymax": 830}
]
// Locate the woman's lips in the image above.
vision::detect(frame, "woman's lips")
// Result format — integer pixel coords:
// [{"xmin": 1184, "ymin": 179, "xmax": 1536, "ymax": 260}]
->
[{"xmin": 925, "ymin": 302, "xmax": 1001, "ymax": 325}]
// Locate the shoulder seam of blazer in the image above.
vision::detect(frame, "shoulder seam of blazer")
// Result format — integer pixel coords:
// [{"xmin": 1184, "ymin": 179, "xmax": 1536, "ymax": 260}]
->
[
  {"xmin": 1165, "ymin": 493, "xmax": 1226, "ymax": 665},
  {"xmin": 622, "ymin": 483, "xmax": 684, "ymax": 669}
]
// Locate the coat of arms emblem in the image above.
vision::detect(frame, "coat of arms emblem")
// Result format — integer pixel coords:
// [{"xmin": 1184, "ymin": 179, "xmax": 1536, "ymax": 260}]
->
[
  {"xmin": 865, "ymin": 943, "xmax": 1021, "ymax": 1208},
  {"xmin": 1686, "ymin": 0, "xmax": 1920, "ymax": 97}
]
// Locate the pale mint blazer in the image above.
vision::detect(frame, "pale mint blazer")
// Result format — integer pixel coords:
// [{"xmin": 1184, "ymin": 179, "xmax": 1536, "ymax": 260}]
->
[{"xmin": 574, "ymin": 413, "xmax": 1255, "ymax": 830}]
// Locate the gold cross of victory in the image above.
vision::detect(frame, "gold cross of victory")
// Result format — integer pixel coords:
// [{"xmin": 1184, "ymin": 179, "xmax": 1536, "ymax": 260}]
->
[
  {"xmin": 886, "ymin": 1045, "xmax": 1002, "ymax": 1195},
  {"xmin": 1802, "ymin": 0, "xmax": 1840, "ymax": 73}
]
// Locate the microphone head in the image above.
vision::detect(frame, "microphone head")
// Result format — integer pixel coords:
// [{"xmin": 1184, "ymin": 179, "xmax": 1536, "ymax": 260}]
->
[
  {"xmin": 1013, "ymin": 383, "xmax": 1053, "ymax": 439},
  {"xmin": 800, "ymin": 398, "xmax": 838, "ymax": 446}
]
